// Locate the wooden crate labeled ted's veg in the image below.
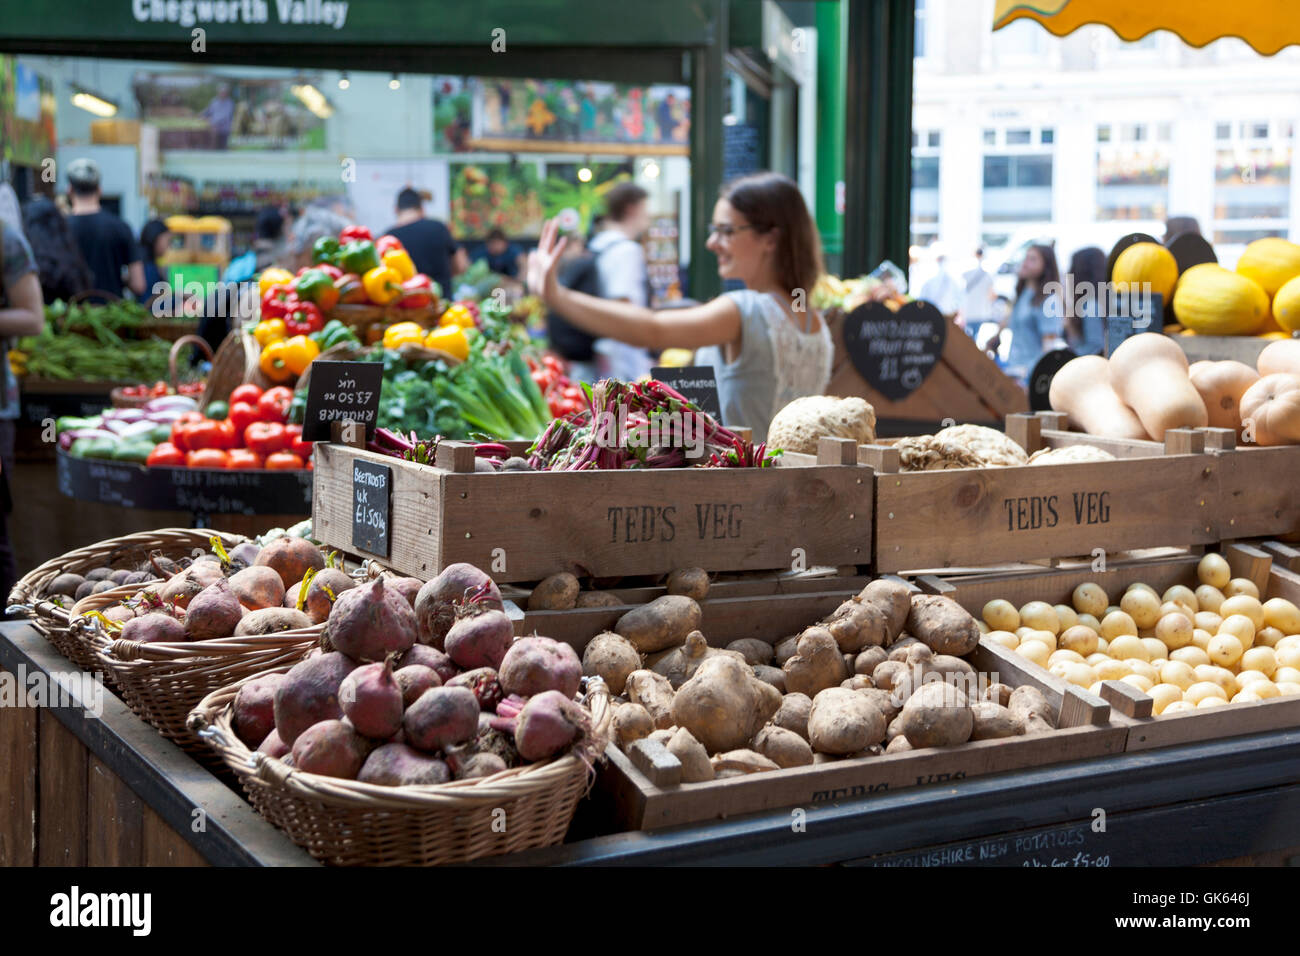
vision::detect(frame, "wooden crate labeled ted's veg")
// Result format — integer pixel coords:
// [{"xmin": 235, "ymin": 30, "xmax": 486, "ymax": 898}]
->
[
  {"xmin": 868, "ymin": 412, "xmax": 1220, "ymax": 574},
  {"xmin": 927, "ymin": 543, "xmax": 1300, "ymax": 753},
  {"xmin": 313, "ymin": 437, "xmax": 872, "ymax": 584}
]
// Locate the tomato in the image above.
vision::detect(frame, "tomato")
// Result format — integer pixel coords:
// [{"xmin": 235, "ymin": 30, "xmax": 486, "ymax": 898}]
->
[
  {"xmin": 229, "ymin": 383, "xmax": 264, "ymax": 406},
  {"xmin": 169, "ymin": 411, "xmax": 204, "ymax": 451},
  {"xmin": 285, "ymin": 423, "xmax": 313, "ymax": 460},
  {"xmin": 186, "ymin": 448, "xmax": 229, "ymax": 469},
  {"xmin": 181, "ymin": 419, "xmax": 228, "ymax": 451},
  {"xmin": 265, "ymin": 451, "xmax": 304, "ymax": 470},
  {"xmin": 258, "ymin": 386, "xmax": 293, "ymax": 424},
  {"xmin": 543, "ymin": 354, "xmax": 563, "ymax": 372},
  {"xmin": 151, "ymin": 381, "xmax": 168, "ymax": 396},
  {"xmin": 216, "ymin": 419, "xmax": 239, "ymax": 450},
  {"xmin": 226, "ymin": 449, "xmax": 264, "ymax": 470},
  {"xmin": 146, "ymin": 442, "xmax": 185, "ymax": 467},
  {"xmin": 227, "ymin": 401, "xmax": 261, "ymax": 437},
  {"xmin": 244, "ymin": 421, "xmax": 288, "ymax": 456}
]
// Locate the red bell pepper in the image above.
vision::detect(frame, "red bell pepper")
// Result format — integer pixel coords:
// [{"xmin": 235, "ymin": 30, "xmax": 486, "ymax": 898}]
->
[
  {"xmin": 284, "ymin": 298, "xmax": 323, "ymax": 336},
  {"xmin": 340, "ymin": 225, "xmax": 373, "ymax": 242},
  {"xmin": 375, "ymin": 234, "xmax": 404, "ymax": 256},
  {"xmin": 316, "ymin": 263, "xmax": 343, "ymax": 281},
  {"xmin": 397, "ymin": 274, "xmax": 435, "ymax": 309},
  {"xmin": 261, "ymin": 284, "xmax": 292, "ymax": 320},
  {"xmin": 244, "ymin": 421, "xmax": 288, "ymax": 457},
  {"xmin": 258, "ymin": 386, "xmax": 293, "ymax": 424}
]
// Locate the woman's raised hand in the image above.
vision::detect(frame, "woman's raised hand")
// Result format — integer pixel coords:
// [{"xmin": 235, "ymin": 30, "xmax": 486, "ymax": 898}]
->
[{"xmin": 526, "ymin": 217, "xmax": 568, "ymax": 302}]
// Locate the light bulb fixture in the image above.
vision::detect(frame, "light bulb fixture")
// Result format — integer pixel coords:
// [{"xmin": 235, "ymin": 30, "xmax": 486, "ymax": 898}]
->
[
  {"xmin": 338, "ymin": 72, "xmax": 350, "ymax": 90},
  {"xmin": 389, "ymin": 73, "xmax": 401, "ymax": 90},
  {"xmin": 577, "ymin": 164, "xmax": 593, "ymax": 183},
  {"xmin": 641, "ymin": 160, "xmax": 660, "ymax": 180},
  {"xmin": 71, "ymin": 89, "xmax": 117, "ymax": 117},
  {"xmin": 291, "ymin": 83, "xmax": 334, "ymax": 119}
]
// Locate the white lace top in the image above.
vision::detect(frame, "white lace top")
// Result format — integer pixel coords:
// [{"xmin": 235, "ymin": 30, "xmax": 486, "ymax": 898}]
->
[{"xmin": 694, "ymin": 289, "xmax": 834, "ymax": 442}]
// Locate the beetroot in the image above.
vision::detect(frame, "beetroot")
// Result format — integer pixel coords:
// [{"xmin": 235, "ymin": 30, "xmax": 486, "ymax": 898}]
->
[
  {"xmin": 291, "ymin": 719, "xmax": 368, "ymax": 779},
  {"xmin": 120, "ymin": 612, "xmax": 186, "ymax": 644},
  {"xmin": 339, "ymin": 659, "xmax": 404, "ymax": 739},
  {"xmin": 273, "ymin": 651, "xmax": 356, "ymax": 745},
  {"xmin": 514, "ymin": 690, "xmax": 593, "ymax": 762},
  {"xmin": 324, "ymin": 576, "xmax": 417, "ymax": 662},
  {"xmin": 157, "ymin": 561, "xmax": 224, "ymax": 609},
  {"xmin": 229, "ymin": 541, "xmax": 261, "ymax": 567},
  {"xmin": 414, "ymin": 563, "xmax": 502, "ymax": 648},
  {"xmin": 395, "ymin": 665, "xmax": 441, "ymax": 707},
  {"xmin": 498, "ymin": 636, "xmax": 582, "ymax": 700},
  {"xmin": 445, "ymin": 667, "xmax": 503, "ymax": 710},
  {"xmin": 445, "ymin": 609, "xmax": 513, "ymax": 670},
  {"xmin": 301, "ymin": 568, "xmax": 358, "ymax": 624},
  {"xmin": 399, "ymin": 644, "xmax": 457, "ymax": 683},
  {"xmin": 357, "ymin": 743, "xmax": 451, "ymax": 786},
  {"xmin": 450, "ymin": 752, "xmax": 507, "ymax": 780},
  {"xmin": 184, "ymin": 578, "xmax": 243, "ymax": 641},
  {"xmin": 228, "ymin": 565, "xmax": 285, "ymax": 611},
  {"xmin": 402, "ymin": 686, "xmax": 479, "ymax": 752},
  {"xmin": 386, "ymin": 576, "xmax": 424, "ymax": 608},
  {"xmin": 232, "ymin": 673, "xmax": 286, "ymax": 747},
  {"xmin": 257, "ymin": 728, "xmax": 290, "ymax": 759},
  {"xmin": 255, "ymin": 535, "xmax": 326, "ymax": 590}
]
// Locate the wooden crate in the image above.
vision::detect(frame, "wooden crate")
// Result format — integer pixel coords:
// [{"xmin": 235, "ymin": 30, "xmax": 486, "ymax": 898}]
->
[
  {"xmin": 868, "ymin": 411, "xmax": 1219, "ymax": 573},
  {"xmin": 924, "ymin": 543, "xmax": 1300, "ymax": 753},
  {"xmin": 1199, "ymin": 429, "xmax": 1300, "ymax": 541},
  {"xmin": 313, "ymin": 437, "xmax": 873, "ymax": 584}
]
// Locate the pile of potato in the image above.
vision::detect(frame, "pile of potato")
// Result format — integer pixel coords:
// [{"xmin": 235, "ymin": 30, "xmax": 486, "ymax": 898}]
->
[
  {"xmin": 983, "ymin": 553, "xmax": 1300, "ymax": 714},
  {"xmin": 584, "ymin": 574, "xmax": 1059, "ymax": 781}
]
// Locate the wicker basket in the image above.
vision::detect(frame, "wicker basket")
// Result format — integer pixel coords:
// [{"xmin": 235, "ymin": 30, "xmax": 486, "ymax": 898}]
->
[
  {"xmin": 189, "ymin": 675, "xmax": 611, "ymax": 866},
  {"xmin": 201, "ymin": 328, "xmax": 274, "ymax": 409},
  {"xmin": 327, "ymin": 303, "xmax": 440, "ymax": 329},
  {"xmin": 7, "ymin": 528, "xmax": 249, "ymax": 674},
  {"xmin": 110, "ymin": 335, "xmax": 213, "ymax": 408}
]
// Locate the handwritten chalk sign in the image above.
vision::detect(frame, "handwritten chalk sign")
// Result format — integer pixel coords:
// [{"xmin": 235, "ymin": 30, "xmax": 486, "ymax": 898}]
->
[
  {"xmin": 1027, "ymin": 347, "xmax": 1076, "ymax": 412},
  {"xmin": 1103, "ymin": 293, "xmax": 1163, "ymax": 357},
  {"xmin": 351, "ymin": 459, "xmax": 391, "ymax": 557},
  {"xmin": 843, "ymin": 300, "xmax": 947, "ymax": 401},
  {"xmin": 866, "ymin": 822, "xmax": 1109, "ymax": 868},
  {"xmin": 302, "ymin": 360, "xmax": 384, "ymax": 442},
  {"xmin": 651, "ymin": 365, "xmax": 724, "ymax": 423}
]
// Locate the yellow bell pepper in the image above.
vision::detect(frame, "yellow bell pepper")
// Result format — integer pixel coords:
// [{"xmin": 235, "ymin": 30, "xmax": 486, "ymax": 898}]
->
[
  {"xmin": 258, "ymin": 268, "xmax": 294, "ymax": 299},
  {"xmin": 253, "ymin": 318, "xmax": 287, "ymax": 346},
  {"xmin": 259, "ymin": 340, "xmax": 296, "ymax": 383},
  {"xmin": 383, "ymin": 321, "xmax": 425, "ymax": 349},
  {"xmin": 438, "ymin": 303, "xmax": 476, "ymax": 329},
  {"xmin": 424, "ymin": 325, "xmax": 469, "ymax": 361},
  {"xmin": 381, "ymin": 247, "xmax": 416, "ymax": 281},
  {"xmin": 363, "ymin": 265, "xmax": 403, "ymax": 305},
  {"xmin": 282, "ymin": 335, "xmax": 321, "ymax": 376}
]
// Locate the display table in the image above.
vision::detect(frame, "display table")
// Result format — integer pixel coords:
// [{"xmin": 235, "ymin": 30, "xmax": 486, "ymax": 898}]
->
[{"xmin": 4, "ymin": 619, "xmax": 1298, "ymax": 868}]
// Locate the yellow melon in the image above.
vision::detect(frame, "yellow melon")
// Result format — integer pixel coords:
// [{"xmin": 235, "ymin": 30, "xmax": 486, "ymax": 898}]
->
[
  {"xmin": 1237, "ymin": 238, "xmax": 1300, "ymax": 297},
  {"xmin": 1173, "ymin": 264, "xmax": 1270, "ymax": 336},
  {"xmin": 1113, "ymin": 242, "xmax": 1179, "ymax": 302},
  {"xmin": 1273, "ymin": 275, "xmax": 1300, "ymax": 334}
]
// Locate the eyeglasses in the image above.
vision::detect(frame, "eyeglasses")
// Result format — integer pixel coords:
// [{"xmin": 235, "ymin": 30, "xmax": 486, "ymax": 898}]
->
[{"xmin": 707, "ymin": 223, "xmax": 759, "ymax": 240}]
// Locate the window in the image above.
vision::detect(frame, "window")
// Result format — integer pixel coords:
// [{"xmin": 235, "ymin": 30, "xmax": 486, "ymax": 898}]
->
[
  {"xmin": 912, "ymin": 156, "xmax": 940, "ymax": 190},
  {"xmin": 1098, "ymin": 125, "xmax": 1112, "ymax": 143},
  {"xmin": 983, "ymin": 128, "xmax": 997, "ymax": 146},
  {"xmin": 1216, "ymin": 123, "xmax": 1232, "ymax": 140},
  {"xmin": 1250, "ymin": 122, "xmax": 1270, "ymax": 140},
  {"xmin": 1006, "ymin": 129, "xmax": 1032, "ymax": 145},
  {"xmin": 1157, "ymin": 123, "xmax": 1172, "ymax": 142},
  {"xmin": 984, "ymin": 154, "xmax": 1053, "ymax": 189},
  {"xmin": 1125, "ymin": 124, "xmax": 1147, "ymax": 143},
  {"xmin": 915, "ymin": 0, "xmax": 927, "ymax": 59},
  {"xmin": 983, "ymin": 156, "xmax": 1011, "ymax": 189},
  {"xmin": 982, "ymin": 153, "xmax": 1054, "ymax": 222},
  {"xmin": 928, "ymin": 130, "xmax": 941, "ymax": 148},
  {"xmin": 1041, "ymin": 128, "xmax": 1055, "ymax": 145}
]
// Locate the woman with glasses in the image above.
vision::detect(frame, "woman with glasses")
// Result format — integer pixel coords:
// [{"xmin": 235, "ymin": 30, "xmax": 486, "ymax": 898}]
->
[{"xmin": 528, "ymin": 172, "xmax": 832, "ymax": 440}]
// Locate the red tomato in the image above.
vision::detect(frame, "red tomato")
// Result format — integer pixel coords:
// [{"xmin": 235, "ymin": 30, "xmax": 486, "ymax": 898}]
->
[
  {"xmin": 182, "ymin": 419, "xmax": 228, "ymax": 451},
  {"xmin": 226, "ymin": 449, "xmax": 264, "ymax": 470},
  {"xmin": 265, "ymin": 451, "xmax": 304, "ymax": 470},
  {"xmin": 186, "ymin": 448, "xmax": 229, "ymax": 469},
  {"xmin": 146, "ymin": 442, "xmax": 185, "ymax": 467},
  {"xmin": 229, "ymin": 383, "xmax": 263, "ymax": 406},
  {"xmin": 244, "ymin": 421, "xmax": 288, "ymax": 456},
  {"xmin": 284, "ymin": 424, "xmax": 313, "ymax": 460},
  {"xmin": 258, "ymin": 386, "xmax": 293, "ymax": 424},
  {"xmin": 228, "ymin": 401, "xmax": 261, "ymax": 437},
  {"xmin": 169, "ymin": 411, "xmax": 205, "ymax": 452}
]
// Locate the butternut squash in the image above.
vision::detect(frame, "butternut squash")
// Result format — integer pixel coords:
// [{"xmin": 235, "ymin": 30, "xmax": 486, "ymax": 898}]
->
[
  {"xmin": 1048, "ymin": 354, "xmax": 1149, "ymax": 440},
  {"xmin": 1107, "ymin": 333, "xmax": 1207, "ymax": 440},
  {"xmin": 1188, "ymin": 360, "xmax": 1260, "ymax": 434},
  {"xmin": 1258, "ymin": 339, "xmax": 1300, "ymax": 378},
  {"xmin": 1239, "ymin": 374, "xmax": 1300, "ymax": 447}
]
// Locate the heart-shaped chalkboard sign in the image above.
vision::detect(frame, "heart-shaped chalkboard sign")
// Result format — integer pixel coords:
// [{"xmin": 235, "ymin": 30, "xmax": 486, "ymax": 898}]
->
[{"xmin": 842, "ymin": 300, "xmax": 948, "ymax": 401}]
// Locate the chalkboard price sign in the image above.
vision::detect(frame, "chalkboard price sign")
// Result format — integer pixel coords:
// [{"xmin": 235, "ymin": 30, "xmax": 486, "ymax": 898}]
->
[
  {"xmin": 842, "ymin": 300, "xmax": 948, "ymax": 401},
  {"xmin": 651, "ymin": 365, "xmax": 724, "ymax": 423},
  {"xmin": 302, "ymin": 361, "xmax": 385, "ymax": 442},
  {"xmin": 351, "ymin": 459, "xmax": 391, "ymax": 558},
  {"xmin": 1103, "ymin": 292, "xmax": 1163, "ymax": 357}
]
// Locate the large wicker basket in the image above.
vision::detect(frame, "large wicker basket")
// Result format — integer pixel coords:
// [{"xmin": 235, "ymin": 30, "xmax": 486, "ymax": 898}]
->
[
  {"xmin": 7, "ymin": 528, "xmax": 249, "ymax": 674},
  {"xmin": 110, "ymin": 335, "xmax": 213, "ymax": 408},
  {"xmin": 201, "ymin": 328, "xmax": 274, "ymax": 408},
  {"xmin": 189, "ymin": 675, "xmax": 610, "ymax": 866}
]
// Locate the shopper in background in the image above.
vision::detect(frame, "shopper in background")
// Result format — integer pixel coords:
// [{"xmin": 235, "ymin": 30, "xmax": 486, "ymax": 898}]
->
[
  {"xmin": 0, "ymin": 219, "xmax": 46, "ymax": 606},
  {"xmin": 21, "ymin": 198, "xmax": 94, "ymax": 304},
  {"xmin": 65, "ymin": 158, "xmax": 144, "ymax": 301},
  {"xmin": 481, "ymin": 228, "xmax": 524, "ymax": 279},
  {"xmin": 287, "ymin": 202, "xmax": 353, "ymax": 272},
  {"xmin": 386, "ymin": 188, "xmax": 454, "ymax": 301},
  {"xmin": 1065, "ymin": 246, "xmax": 1107, "ymax": 356},
  {"xmin": 919, "ymin": 243, "xmax": 961, "ymax": 319},
  {"xmin": 587, "ymin": 182, "xmax": 654, "ymax": 382},
  {"xmin": 138, "ymin": 219, "xmax": 172, "ymax": 307},
  {"xmin": 222, "ymin": 206, "xmax": 286, "ymax": 284},
  {"xmin": 957, "ymin": 247, "xmax": 995, "ymax": 334},
  {"xmin": 528, "ymin": 171, "xmax": 832, "ymax": 441},
  {"xmin": 989, "ymin": 243, "xmax": 1063, "ymax": 386},
  {"xmin": 544, "ymin": 229, "xmax": 602, "ymax": 382}
]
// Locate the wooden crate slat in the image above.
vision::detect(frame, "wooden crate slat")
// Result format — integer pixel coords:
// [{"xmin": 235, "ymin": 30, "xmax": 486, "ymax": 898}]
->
[
  {"xmin": 1210, "ymin": 445, "xmax": 1300, "ymax": 540},
  {"xmin": 37, "ymin": 710, "xmax": 88, "ymax": 867},
  {"xmin": 940, "ymin": 326, "xmax": 1031, "ymax": 419}
]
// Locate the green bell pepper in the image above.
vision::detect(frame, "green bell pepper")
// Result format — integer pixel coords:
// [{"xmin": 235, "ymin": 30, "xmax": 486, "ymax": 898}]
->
[
  {"xmin": 113, "ymin": 439, "xmax": 156, "ymax": 463},
  {"xmin": 337, "ymin": 239, "xmax": 380, "ymax": 275},
  {"xmin": 310, "ymin": 319, "xmax": 358, "ymax": 351},
  {"xmin": 312, "ymin": 236, "xmax": 340, "ymax": 266}
]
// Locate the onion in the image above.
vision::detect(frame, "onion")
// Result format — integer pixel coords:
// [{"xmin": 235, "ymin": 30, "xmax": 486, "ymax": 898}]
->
[
  {"xmin": 144, "ymin": 409, "xmax": 188, "ymax": 423},
  {"xmin": 144, "ymin": 396, "xmax": 198, "ymax": 413},
  {"xmin": 102, "ymin": 407, "xmax": 146, "ymax": 422}
]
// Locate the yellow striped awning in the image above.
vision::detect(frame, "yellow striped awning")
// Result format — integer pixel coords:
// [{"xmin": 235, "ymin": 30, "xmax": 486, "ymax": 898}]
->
[{"xmin": 994, "ymin": 0, "xmax": 1300, "ymax": 56}]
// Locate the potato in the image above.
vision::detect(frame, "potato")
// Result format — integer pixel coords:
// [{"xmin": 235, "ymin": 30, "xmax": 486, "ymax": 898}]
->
[
  {"xmin": 671, "ymin": 656, "xmax": 781, "ymax": 753},
  {"xmin": 1198, "ymin": 553, "xmax": 1231, "ymax": 588},
  {"xmin": 856, "ymin": 686, "xmax": 901, "ymax": 722},
  {"xmin": 582, "ymin": 632, "xmax": 641, "ymax": 695},
  {"xmin": 858, "ymin": 579, "xmax": 912, "ymax": 643},
  {"xmin": 905, "ymin": 594, "xmax": 980, "ymax": 657},
  {"xmin": 527, "ymin": 572, "xmax": 580, "ymax": 610},
  {"xmin": 1094, "ymin": 659, "xmax": 1131, "ymax": 681},
  {"xmin": 1218, "ymin": 614, "xmax": 1256, "ymax": 650},
  {"xmin": 774, "ymin": 635, "xmax": 800, "ymax": 667},
  {"xmin": 1100, "ymin": 611, "xmax": 1138, "ymax": 641},
  {"xmin": 1059, "ymin": 625, "xmax": 1099, "ymax": 656},
  {"xmin": 48, "ymin": 572, "xmax": 86, "ymax": 598},
  {"xmin": 1275, "ymin": 666, "xmax": 1300, "ymax": 684},
  {"xmin": 752, "ymin": 665, "xmax": 787, "ymax": 691},
  {"xmin": 1072, "ymin": 582, "xmax": 1108, "ymax": 617},
  {"xmin": 625, "ymin": 670, "xmax": 676, "ymax": 730},
  {"xmin": 1255, "ymin": 626, "xmax": 1286, "ymax": 649},
  {"xmin": 1107, "ymin": 634, "xmax": 1147, "ymax": 662},
  {"xmin": 652, "ymin": 632, "xmax": 746, "ymax": 689},
  {"xmin": 575, "ymin": 591, "xmax": 623, "ymax": 609},
  {"xmin": 1159, "ymin": 660, "xmax": 1196, "ymax": 690},
  {"xmin": 841, "ymin": 674, "xmax": 875, "ymax": 692},
  {"xmin": 727, "ymin": 638, "xmax": 774, "ymax": 667},
  {"xmin": 885, "ymin": 735, "xmax": 913, "ymax": 753},
  {"xmin": 1077, "ymin": 613, "xmax": 1102, "ymax": 633},
  {"xmin": 1163, "ymin": 700, "xmax": 1195, "ymax": 714},
  {"xmin": 1048, "ymin": 649, "xmax": 1085, "ymax": 666},
  {"xmin": 887, "ymin": 636, "xmax": 922, "ymax": 661},
  {"xmin": 1019, "ymin": 601, "xmax": 1061, "ymax": 634},
  {"xmin": 1170, "ymin": 646, "xmax": 1211, "ymax": 667},
  {"xmin": 1125, "ymin": 659, "xmax": 1158, "ymax": 683},
  {"xmin": 982, "ymin": 599, "xmax": 1020, "ymax": 631},
  {"xmin": 612, "ymin": 702, "xmax": 655, "ymax": 749},
  {"xmin": 969, "ymin": 701, "xmax": 1025, "ymax": 740},
  {"xmin": 1053, "ymin": 604, "xmax": 1079, "ymax": 631},
  {"xmin": 1159, "ymin": 600, "xmax": 1192, "ymax": 621},
  {"xmin": 1120, "ymin": 674, "xmax": 1154, "ymax": 693},
  {"xmin": 1120, "ymin": 589, "xmax": 1161, "ymax": 629},
  {"xmin": 1220, "ymin": 595, "xmax": 1264, "ymax": 630},
  {"xmin": 1155, "ymin": 612, "xmax": 1193, "ymax": 651},
  {"xmin": 1193, "ymin": 666, "xmax": 1235, "ymax": 694},
  {"xmin": 1147, "ymin": 683, "xmax": 1184, "ymax": 715},
  {"xmin": 1234, "ymin": 669, "xmax": 1271, "ymax": 692},
  {"xmin": 1194, "ymin": 585, "xmax": 1225, "ymax": 614},
  {"xmin": 783, "ymin": 627, "xmax": 849, "ymax": 698},
  {"xmin": 1263, "ymin": 598, "xmax": 1300, "ymax": 634},
  {"xmin": 1231, "ymin": 688, "xmax": 1264, "ymax": 704},
  {"xmin": 665, "ymin": 567, "xmax": 710, "ymax": 602},
  {"xmin": 752, "ymin": 724, "xmax": 814, "ymax": 768},
  {"xmin": 1251, "ymin": 681, "xmax": 1281, "ymax": 700},
  {"xmin": 1050, "ymin": 662, "xmax": 1095, "ymax": 688},
  {"xmin": 977, "ymin": 621, "xmax": 990, "ymax": 634},
  {"xmin": 1196, "ymin": 696, "xmax": 1228, "ymax": 709},
  {"xmin": 1162, "ymin": 585, "xmax": 1199, "ymax": 613},
  {"xmin": 1278, "ymin": 682, "xmax": 1300, "ymax": 696},
  {"xmin": 807, "ymin": 687, "xmax": 887, "ymax": 754},
  {"xmin": 771, "ymin": 692, "xmax": 812, "ymax": 740},
  {"xmin": 1127, "ymin": 582, "xmax": 1157, "ymax": 596},
  {"xmin": 871, "ymin": 659, "xmax": 908, "ymax": 692},
  {"xmin": 1085, "ymin": 652, "xmax": 1110, "ymax": 666},
  {"xmin": 823, "ymin": 598, "xmax": 890, "ymax": 652},
  {"xmin": 893, "ymin": 682, "xmax": 973, "ymax": 748},
  {"xmin": 1008, "ymin": 685, "xmax": 1055, "ymax": 733},
  {"xmin": 1021, "ymin": 629, "xmax": 1057, "ymax": 652},
  {"xmin": 711, "ymin": 749, "xmax": 780, "ymax": 777},
  {"xmin": 1224, "ymin": 577, "xmax": 1260, "ymax": 599},
  {"xmin": 986, "ymin": 630, "xmax": 1019, "ymax": 650},
  {"xmin": 1237, "ymin": 646, "xmax": 1276, "ymax": 678},
  {"xmin": 613, "ymin": 595, "xmax": 703, "ymax": 654},
  {"xmin": 1017, "ymin": 640, "xmax": 1051, "ymax": 667},
  {"xmin": 667, "ymin": 727, "xmax": 714, "ymax": 782},
  {"xmin": 233, "ymin": 607, "xmax": 311, "ymax": 636},
  {"xmin": 982, "ymin": 682, "xmax": 1013, "ymax": 707},
  {"xmin": 854, "ymin": 646, "xmax": 888, "ymax": 676},
  {"xmin": 1140, "ymin": 637, "xmax": 1168, "ymax": 662},
  {"xmin": 1280, "ymin": 645, "xmax": 1300, "ymax": 670}
]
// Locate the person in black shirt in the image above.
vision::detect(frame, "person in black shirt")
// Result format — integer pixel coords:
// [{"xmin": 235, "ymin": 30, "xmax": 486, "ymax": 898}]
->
[
  {"xmin": 482, "ymin": 228, "xmax": 524, "ymax": 279},
  {"xmin": 20, "ymin": 198, "xmax": 94, "ymax": 304},
  {"xmin": 385, "ymin": 188, "xmax": 454, "ymax": 299},
  {"xmin": 65, "ymin": 158, "xmax": 144, "ymax": 301}
]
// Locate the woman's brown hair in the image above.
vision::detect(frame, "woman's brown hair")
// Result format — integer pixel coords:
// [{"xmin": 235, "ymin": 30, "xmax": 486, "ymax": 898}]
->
[{"xmin": 722, "ymin": 172, "xmax": 824, "ymax": 298}]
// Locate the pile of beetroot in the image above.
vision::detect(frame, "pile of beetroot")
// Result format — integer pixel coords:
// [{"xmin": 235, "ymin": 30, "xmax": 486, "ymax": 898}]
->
[{"xmin": 232, "ymin": 562, "xmax": 603, "ymax": 786}]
